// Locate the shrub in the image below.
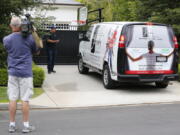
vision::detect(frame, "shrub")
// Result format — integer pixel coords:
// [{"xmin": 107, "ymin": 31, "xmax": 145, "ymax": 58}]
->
[
  {"xmin": 0, "ymin": 69, "xmax": 8, "ymax": 86},
  {"xmin": 0, "ymin": 65, "xmax": 45, "ymax": 87},
  {"xmin": 0, "ymin": 42, "xmax": 7, "ymax": 68},
  {"xmin": 33, "ymin": 65, "xmax": 45, "ymax": 87}
]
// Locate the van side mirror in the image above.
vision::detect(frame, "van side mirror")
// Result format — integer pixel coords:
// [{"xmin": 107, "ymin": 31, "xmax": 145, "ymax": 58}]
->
[{"xmin": 79, "ymin": 33, "xmax": 90, "ymax": 41}]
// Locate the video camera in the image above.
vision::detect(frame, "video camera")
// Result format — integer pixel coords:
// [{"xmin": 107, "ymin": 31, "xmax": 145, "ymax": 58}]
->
[
  {"xmin": 21, "ymin": 14, "xmax": 33, "ymax": 38},
  {"xmin": 21, "ymin": 14, "xmax": 43, "ymax": 48}
]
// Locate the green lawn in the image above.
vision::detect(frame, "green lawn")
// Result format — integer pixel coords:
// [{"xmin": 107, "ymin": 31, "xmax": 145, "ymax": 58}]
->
[{"xmin": 0, "ymin": 87, "xmax": 44, "ymax": 103}]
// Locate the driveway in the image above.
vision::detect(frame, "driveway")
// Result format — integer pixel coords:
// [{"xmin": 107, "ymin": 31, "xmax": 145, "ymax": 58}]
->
[{"xmin": 30, "ymin": 65, "xmax": 180, "ymax": 108}]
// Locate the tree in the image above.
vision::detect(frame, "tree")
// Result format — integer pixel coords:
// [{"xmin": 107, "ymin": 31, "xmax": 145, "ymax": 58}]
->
[
  {"xmin": 77, "ymin": 0, "xmax": 180, "ymax": 40},
  {"xmin": 77, "ymin": 0, "xmax": 140, "ymax": 22},
  {"xmin": 137, "ymin": 0, "xmax": 180, "ymax": 38},
  {"xmin": 111, "ymin": 0, "xmax": 140, "ymax": 21},
  {"xmin": 0, "ymin": 0, "xmax": 41, "ymax": 42},
  {"xmin": 77, "ymin": 0, "xmax": 113, "ymax": 22},
  {"xmin": 0, "ymin": 0, "xmax": 41, "ymax": 68},
  {"xmin": 0, "ymin": 43, "xmax": 7, "ymax": 68}
]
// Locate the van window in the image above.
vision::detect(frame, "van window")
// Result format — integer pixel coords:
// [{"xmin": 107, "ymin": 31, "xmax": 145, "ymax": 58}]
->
[
  {"xmin": 126, "ymin": 25, "xmax": 173, "ymax": 48},
  {"xmin": 91, "ymin": 25, "xmax": 101, "ymax": 53}
]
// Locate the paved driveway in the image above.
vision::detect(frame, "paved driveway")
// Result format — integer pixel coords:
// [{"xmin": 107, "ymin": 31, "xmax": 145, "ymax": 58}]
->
[{"xmin": 30, "ymin": 65, "xmax": 180, "ymax": 108}]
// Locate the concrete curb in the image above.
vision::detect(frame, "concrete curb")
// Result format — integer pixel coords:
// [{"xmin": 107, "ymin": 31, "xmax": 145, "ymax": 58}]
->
[{"xmin": 1, "ymin": 101, "xmax": 180, "ymax": 111}]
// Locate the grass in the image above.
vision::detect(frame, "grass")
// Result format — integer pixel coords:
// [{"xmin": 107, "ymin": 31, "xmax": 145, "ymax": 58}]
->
[{"xmin": 0, "ymin": 87, "xmax": 44, "ymax": 103}]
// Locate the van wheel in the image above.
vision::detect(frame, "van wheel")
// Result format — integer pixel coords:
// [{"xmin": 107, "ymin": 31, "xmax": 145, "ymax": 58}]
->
[
  {"xmin": 155, "ymin": 81, "xmax": 169, "ymax": 88},
  {"xmin": 78, "ymin": 56, "xmax": 89, "ymax": 74},
  {"xmin": 103, "ymin": 65, "xmax": 116, "ymax": 89}
]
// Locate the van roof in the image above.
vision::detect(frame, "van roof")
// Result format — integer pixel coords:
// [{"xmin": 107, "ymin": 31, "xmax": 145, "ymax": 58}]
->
[{"xmin": 99, "ymin": 21, "xmax": 167, "ymax": 26}]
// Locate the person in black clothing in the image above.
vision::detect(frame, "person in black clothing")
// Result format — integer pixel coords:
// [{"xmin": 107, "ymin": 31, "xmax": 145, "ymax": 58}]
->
[{"xmin": 46, "ymin": 26, "xmax": 59, "ymax": 74}]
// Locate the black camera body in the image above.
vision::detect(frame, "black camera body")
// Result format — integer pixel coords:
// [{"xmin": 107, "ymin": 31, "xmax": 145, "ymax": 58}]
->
[{"xmin": 21, "ymin": 14, "xmax": 33, "ymax": 38}]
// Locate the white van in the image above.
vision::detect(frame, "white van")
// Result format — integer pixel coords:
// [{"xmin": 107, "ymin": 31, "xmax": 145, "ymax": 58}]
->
[{"xmin": 78, "ymin": 22, "xmax": 179, "ymax": 89}]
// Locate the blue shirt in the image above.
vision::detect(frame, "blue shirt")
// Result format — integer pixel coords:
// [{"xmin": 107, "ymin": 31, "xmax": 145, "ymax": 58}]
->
[{"xmin": 3, "ymin": 32, "xmax": 37, "ymax": 77}]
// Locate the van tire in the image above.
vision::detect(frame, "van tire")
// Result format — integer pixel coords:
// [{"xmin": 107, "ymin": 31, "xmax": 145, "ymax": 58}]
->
[
  {"xmin": 78, "ymin": 56, "xmax": 89, "ymax": 74},
  {"xmin": 155, "ymin": 81, "xmax": 169, "ymax": 88},
  {"xmin": 103, "ymin": 65, "xmax": 116, "ymax": 89}
]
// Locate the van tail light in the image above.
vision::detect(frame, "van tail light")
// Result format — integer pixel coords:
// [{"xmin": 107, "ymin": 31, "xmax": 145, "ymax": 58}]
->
[
  {"xmin": 119, "ymin": 35, "xmax": 125, "ymax": 48},
  {"xmin": 173, "ymin": 36, "xmax": 179, "ymax": 49}
]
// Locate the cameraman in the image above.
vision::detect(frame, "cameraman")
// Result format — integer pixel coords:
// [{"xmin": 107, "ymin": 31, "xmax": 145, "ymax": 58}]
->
[{"xmin": 3, "ymin": 16, "xmax": 39, "ymax": 133}]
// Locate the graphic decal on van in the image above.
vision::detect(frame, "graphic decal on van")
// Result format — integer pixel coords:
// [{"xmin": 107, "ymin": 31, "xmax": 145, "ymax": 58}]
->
[
  {"xmin": 104, "ymin": 26, "xmax": 119, "ymax": 72},
  {"xmin": 125, "ymin": 25, "xmax": 174, "ymax": 74},
  {"xmin": 126, "ymin": 40, "xmax": 174, "ymax": 71}
]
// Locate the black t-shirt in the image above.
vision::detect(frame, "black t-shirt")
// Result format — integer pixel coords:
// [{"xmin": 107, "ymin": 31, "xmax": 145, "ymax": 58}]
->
[{"xmin": 46, "ymin": 32, "xmax": 58, "ymax": 48}]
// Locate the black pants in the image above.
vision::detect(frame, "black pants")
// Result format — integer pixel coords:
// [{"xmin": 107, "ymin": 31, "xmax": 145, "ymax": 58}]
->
[{"xmin": 47, "ymin": 47, "xmax": 56, "ymax": 72}]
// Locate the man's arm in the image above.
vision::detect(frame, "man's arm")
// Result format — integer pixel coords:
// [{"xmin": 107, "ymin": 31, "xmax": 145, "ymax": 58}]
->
[
  {"xmin": 47, "ymin": 39, "xmax": 59, "ymax": 43},
  {"xmin": 126, "ymin": 49, "xmax": 143, "ymax": 61}
]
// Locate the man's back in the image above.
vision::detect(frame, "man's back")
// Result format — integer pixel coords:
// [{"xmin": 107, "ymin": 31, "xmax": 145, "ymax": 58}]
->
[{"xmin": 3, "ymin": 32, "xmax": 36, "ymax": 77}]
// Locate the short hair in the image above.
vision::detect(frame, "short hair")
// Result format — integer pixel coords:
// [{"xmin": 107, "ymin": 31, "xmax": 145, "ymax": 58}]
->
[{"xmin": 10, "ymin": 16, "xmax": 22, "ymax": 28}]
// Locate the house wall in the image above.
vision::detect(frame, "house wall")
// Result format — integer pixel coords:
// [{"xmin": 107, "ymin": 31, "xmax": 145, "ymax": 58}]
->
[
  {"xmin": 45, "ymin": 5, "xmax": 80, "ymax": 25},
  {"xmin": 29, "ymin": 5, "xmax": 83, "ymax": 26}
]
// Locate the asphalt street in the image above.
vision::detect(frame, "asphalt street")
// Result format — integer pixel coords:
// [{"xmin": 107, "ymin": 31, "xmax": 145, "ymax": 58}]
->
[{"xmin": 1, "ymin": 103, "xmax": 180, "ymax": 135}]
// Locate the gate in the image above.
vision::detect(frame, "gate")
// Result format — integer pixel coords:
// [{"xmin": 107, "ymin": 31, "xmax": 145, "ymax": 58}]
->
[
  {"xmin": 33, "ymin": 8, "xmax": 104, "ymax": 65},
  {"xmin": 33, "ymin": 29, "xmax": 85, "ymax": 65}
]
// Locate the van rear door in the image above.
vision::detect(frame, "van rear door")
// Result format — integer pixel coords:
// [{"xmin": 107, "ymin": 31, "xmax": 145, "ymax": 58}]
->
[{"xmin": 125, "ymin": 24, "xmax": 175, "ymax": 74}]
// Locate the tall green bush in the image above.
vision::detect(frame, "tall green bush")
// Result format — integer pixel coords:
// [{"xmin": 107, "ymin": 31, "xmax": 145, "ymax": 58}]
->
[
  {"xmin": 33, "ymin": 65, "xmax": 45, "ymax": 87},
  {"xmin": 0, "ymin": 43, "xmax": 7, "ymax": 68},
  {"xmin": 0, "ymin": 69, "xmax": 8, "ymax": 86}
]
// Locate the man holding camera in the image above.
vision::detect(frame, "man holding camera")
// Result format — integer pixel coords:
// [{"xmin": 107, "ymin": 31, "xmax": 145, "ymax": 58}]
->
[
  {"xmin": 46, "ymin": 26, "xmax": 59, "ymax": 74},
  {"xmin": 3, "ymin": 16, "xmax": 39, "ymax": 133}
]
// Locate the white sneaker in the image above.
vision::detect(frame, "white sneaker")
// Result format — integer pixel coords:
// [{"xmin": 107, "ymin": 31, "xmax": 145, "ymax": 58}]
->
[
  {"xmin": 9, "ymin": 125, "xmax": 16, "ymax": 133},
  {"xmin": 22, "ymin": 125, "xmax": 35, "ymax": 133}
]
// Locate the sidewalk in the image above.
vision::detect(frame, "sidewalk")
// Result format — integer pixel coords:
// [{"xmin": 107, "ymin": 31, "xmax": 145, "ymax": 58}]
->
[{"xmin": 28, "ymin": 65, "xmax": 180, "ymax": 109}]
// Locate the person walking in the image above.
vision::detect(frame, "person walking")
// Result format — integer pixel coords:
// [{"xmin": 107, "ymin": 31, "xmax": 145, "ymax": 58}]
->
[
  {"xmin": 3, "ymin": 16, "xmax": 39, "ymax": 133},
  {"xmin": 46, "ymin": 26, "xmax": 59, "ymax": 74}
]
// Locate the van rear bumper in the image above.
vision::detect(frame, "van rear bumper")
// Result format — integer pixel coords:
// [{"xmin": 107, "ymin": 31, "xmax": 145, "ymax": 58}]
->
[{"xmin": 117, "ymin": 74, "xmax": 179, "ymax": 82}]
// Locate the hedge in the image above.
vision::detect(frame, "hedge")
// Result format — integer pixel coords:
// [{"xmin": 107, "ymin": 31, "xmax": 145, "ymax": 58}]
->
[
  {"xmin": 0, "ymin": 65, "xmax": 45, "ymax": 87},
  {"xmin": 179, "ymin": 64, "xmax": 180, "ymax": 81},
  {"xmin": 32, "ymin": 65, "xmax": 45, "ymax": 87},
  {"xmin": 0, "ymin": 69, "xmax": 8, "ymax": 86}
]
